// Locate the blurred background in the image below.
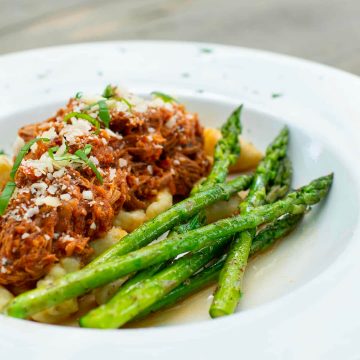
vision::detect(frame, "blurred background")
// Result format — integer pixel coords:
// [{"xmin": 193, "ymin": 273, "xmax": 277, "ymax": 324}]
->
[{"xmin": 1, "ymin": 0, "xmax": 359, "ymax": 74}]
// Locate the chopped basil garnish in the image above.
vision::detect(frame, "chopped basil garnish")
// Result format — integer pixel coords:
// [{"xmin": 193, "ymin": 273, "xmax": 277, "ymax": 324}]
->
[
  {"xmin": 114, "ymin": 97, "xmax": 133, "ymax": 109},
  {"xmin": 75, "ymin": 144, "xmax": 103, "ymax": 184},
  {"xmin": 48, "ymin": 145, "xmax": 79, "ymax": 162},
  {"xmin": 75, "ymin": 91, "xmax": 83, "ymax": 99},
  {"xmin": 48, "ymin": 143, "xmax": 102, "ymax": 183},
  {"xmin": 151, "ymin": 91, "xmax": 178, "ymax": 103},
  {"xmin": 97, "ymin": 100, "xmax": 111, "ymax": 128},
  {"xmin": 102, "ymin": 85, "xmax": 114, "ymax": 99},
  {"xmin": 11, "ymin": 138, "xmax": 50, "ymax": 180},
  {"xmin": 63, "ymin": 112, "xmax": 100, "ymax": 134},
  {"xmin": 0, "ymin": 149, "xmax": 5, "ymax": 155},
  {"xmin": 0, "ymin": 137, "xmax": 49, "ymax": 216},
  {"xmin": 0, "ymin": 181, "xmax": 16, "ymax": 215}
]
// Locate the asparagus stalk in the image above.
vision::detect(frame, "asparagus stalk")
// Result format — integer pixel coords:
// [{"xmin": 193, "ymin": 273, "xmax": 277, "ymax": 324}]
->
[
  {"xmin": 192, "ymin": 106, "xmax": 242, "ymax": 192},
  {"xmin": 87, "ymin": 174, "xmax": 251, "ymax": 268},
  {"xmin": 210, "ymin": 127, "xmax": 289, "ymax": 318},
  {"xmin": 89, "ymin": 154, "xmax": 293, "ymax": 326},
  {"xmin": 111, "ymin": 107, "xmax": 243, "ymax": 294},
  {"xmin": 137, "ymin": 212, "xmax": 305, "ymax": 320},
  {"xmin": 266, "ymin": 157, "xmax": 292, "ymax": 203},
  {"xmin": 80, "ymin": 238, "xmax": 228, "ymax": 328},
  {"xmin": 174, "ymin": 106, "xmax": 242, "ymax": 234},
  {"xmin": 91, "ymin": 106, "xmax": 243, "ymax": 297},
  {"xmin": 6, "ymin": 174, "xmax": 332, "ymax": 319},
  {"xmin": 88, "ymin": 107, "xmax": 243, "ymax": 268}
]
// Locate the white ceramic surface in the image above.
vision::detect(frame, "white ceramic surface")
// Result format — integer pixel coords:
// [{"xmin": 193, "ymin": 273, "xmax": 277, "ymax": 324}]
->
[{"xmin": 0, "ymin": 41, "xmax": 359, "ymax": 359}]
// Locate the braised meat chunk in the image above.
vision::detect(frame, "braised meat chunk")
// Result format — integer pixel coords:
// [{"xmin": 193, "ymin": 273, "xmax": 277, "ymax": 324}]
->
[{"xmin": 0, "ymin": 89, "xmax": 210, "ymax": 289}]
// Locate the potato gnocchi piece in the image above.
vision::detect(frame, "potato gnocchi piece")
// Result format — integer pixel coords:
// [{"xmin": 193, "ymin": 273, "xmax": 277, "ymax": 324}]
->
[
  {"xmin": 92, "ymin": 189, "xmax": 172, "ymax": 305},
  {"xmin": 31, "ymin": 257, "xmax": 81, "ymax": 323},
  {"xmin": 206, "ymin": 194, "xmax": 242, "ymax": 223},
  {"xmin": 146, "ymin": 188, "xmax": 173, "ymax": 219},
  {"xmin": 0, "ymin": 285, "xmax": 14, "ymax": 312},
  {"xmin": 114, "ymin": 209, "xmax": 147, "ymax": 233},
  {"xmin": 91, "ymin": 227, "xmax": 128, "ymax": 258},
  {"xmin": 203, "ymin": 128, "xmax": 263, "ymax": 172},
  {"xmin": 114, "ymin": 188, "xmax": 173, "ymax": 232},
  {"xmin": 0, "ymin": 155, "xmax": 12, "ymax": 190}
]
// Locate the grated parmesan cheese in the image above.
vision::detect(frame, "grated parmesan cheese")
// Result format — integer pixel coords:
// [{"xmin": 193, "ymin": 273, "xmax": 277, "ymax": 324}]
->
[
  {"xmin": 166, "ymin": 115, "xmax": 177, "ymax": 128},
  {"xmin": 53, "ymin": 168, "xmax": 66, "ymax": 178},
  {"xmin": 30, "ymin": 142, "xmax": 38, "ymax": 153},
  {"xmin": 24, "ymin": 206, "xmax": 39, "ymax": 219},
  {"xmin": 119, "ymin": 158, "xmax": 127, "ymax": 168},
  {"xmin": 82, "ymin": 190, "xmax": 93, "ymax": 200},
  {"xmin": 22, "ymin": 153, "xmax": 54, "ymax": 177},
  {"xmin": 47, "ymin": 184, "xmax": 58, "ymax": 195},
  {"xmin": 147, "ymin": 165, "xmax": 153, "ymax": 175},
  {"xmin": 35, "ymin": 196, "xmax": 61, "ymax": 207},
  {"xmin": 31, "ymin": 182, "xmax": 48, "ymax": 196},
  {"xmin": 89, "ymin": 156, "xmax": 99, "ymax": 166},
  {"xmin": 60, "ymin": 119, "xmax": 92, "ymax": 145},
  {"xmin": 41, "ymin": 127, "xmax": 58, "ymax": 140},
  {"xmin": 60, "ymin": 194, "xmax": 71, "ymax": 201},
  {"xmin": 109, "ymin": 168, "xmax": 116, "ymax": 181}
]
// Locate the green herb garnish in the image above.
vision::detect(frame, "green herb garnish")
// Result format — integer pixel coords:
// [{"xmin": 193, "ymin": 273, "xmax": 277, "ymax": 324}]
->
[
  {"xmin": 114, "ymin": 97, "xmax": 133, "ymax": 110},
  {"xmin": 75, "ymin": 145, "xmax": 103, "ymax": 184},
  {"xmin": 0, "ymin": 181, "xmax": 16, "ymax": 216},
  {"xmin": 0, "ymin": 137, "xmax": 49, "ymax": 216},
  {"xmin": 75, "ymin": 92, "xmax": 83, "ymax": 99},
  {"xmin": 97, "ymin": 100, "xmax": 111, "ymax": 128},
  {"xmin": 271, "ymin": 93, "xmax": 283, "ymax": 99},
  {"xmin": 0, "ymin": 149, "xmax": 5, "ymax": 155},
  {"xmin": 151, "ymin": 91, "xmax": 178, "ymax": 103},
  {"xmin": 63, "ymin": 112, "xmax": 100, "ymax": 134},
  {"xmin": 11, "ymin": 138, "xmax": 50, "ymax": 180},
  {"xmin": 102, "ymin": 85, "xmax": 114, "ymax": 99},
  {"xmin": 48, "ymin": 145, "xmax": 79, "ymax": 163}
]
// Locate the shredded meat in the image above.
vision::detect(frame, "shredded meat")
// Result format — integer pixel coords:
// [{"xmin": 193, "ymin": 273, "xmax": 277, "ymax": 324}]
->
[{"xmin": 0, "ymin": 96, "xmax": 210, "ymax": 290}]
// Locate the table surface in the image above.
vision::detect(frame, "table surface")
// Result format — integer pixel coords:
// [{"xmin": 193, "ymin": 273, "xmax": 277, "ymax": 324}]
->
[{"xmin": 0, "ymin": 0, "xmax": 359, "ymax": 75}]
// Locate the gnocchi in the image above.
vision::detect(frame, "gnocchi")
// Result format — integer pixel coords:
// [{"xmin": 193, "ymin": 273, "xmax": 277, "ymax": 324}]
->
[
  {"xmin": 203, "ymin": 128, "xmax": 263, "ymax": 172},
  {"xmin": 0, "ymin": 155, "xmax": 12, "ymax": 190},
  {"xmin": 31, "ymin": 257, "xmax": 81, "ymax": 323}
]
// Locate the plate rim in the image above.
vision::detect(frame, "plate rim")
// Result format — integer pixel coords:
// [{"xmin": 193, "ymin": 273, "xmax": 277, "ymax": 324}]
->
[{"xmin": 0, "ymin": 40, "xmax": 359, "ymax": 359}]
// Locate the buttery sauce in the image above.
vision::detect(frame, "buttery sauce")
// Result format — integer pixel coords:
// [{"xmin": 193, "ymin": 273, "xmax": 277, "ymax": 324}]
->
[{"xmin": 61, "ymin": 237, "xmax": 299, "ymax": 328}]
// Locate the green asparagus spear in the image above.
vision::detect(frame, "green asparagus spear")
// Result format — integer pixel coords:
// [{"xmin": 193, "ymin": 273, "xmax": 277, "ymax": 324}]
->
[
  {"xmin": 6, "ymin": 174, "xmax": 332, "ymax": 319},
  {"xmin": 137, "ymin": 212, "xmax": 304, "ymax": 319},
  {"xmin": 87, "ymin": 174, "xmax": 251, "ymax": 268},
  {"xmin": 210, "ymin": 127, "xmax": 289, "ymax": 318},
  {"xmin": 192, "ymin": 106, "xmax": 242, "ymax": 193},
  {"xmin": 80, "ymin": 238, "xmax": 228, "ymax": 328},
  {"xmin": 250, "ymin": 212, "xmax": 304, "ymax": 255},
  {"xmin": 114, "ymin": 212, "xmax": 205, "ymax": 301},
  {"xmin": 87, "ymin": 108, "xmax": 243, "ymax": 269},
  {"xmin": 92, "ymin": 155, "xmax": 293, "ymax": 324},
  {"xmin": 266, "ymin": 157, "xmax": 292, "ymax": 203},
  {"xmin": 102, "ymin": 105, "xmax": 244, "ymax": 305},
  {"xmin": 174, "ymin": 106, "xmax": 242, "ymax": 234}
]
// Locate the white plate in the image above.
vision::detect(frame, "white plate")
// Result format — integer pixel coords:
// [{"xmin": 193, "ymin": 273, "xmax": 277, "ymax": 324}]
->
[{"xmin": 0, "ymin": 41, "xmax": 359, "ymax": 360}]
